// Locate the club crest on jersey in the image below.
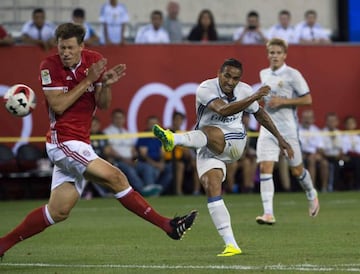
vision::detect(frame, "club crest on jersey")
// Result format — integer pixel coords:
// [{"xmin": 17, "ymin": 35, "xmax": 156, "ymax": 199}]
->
[{"xmin": 41, "ymin": 69, "xmax": 52, "ymax": 85}]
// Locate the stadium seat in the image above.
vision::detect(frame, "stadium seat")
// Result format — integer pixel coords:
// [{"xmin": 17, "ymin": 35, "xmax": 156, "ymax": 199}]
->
[
  {"xmin": 0, "ymin": 144, "xmax": 19, "ymax": 175},
  {"xmin": 16, "ymin": 144, "xmax": 43, "ymax": 171}
]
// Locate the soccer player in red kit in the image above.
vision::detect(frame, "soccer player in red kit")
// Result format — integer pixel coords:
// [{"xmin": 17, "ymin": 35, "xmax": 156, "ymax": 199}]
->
[{"xmin": 0, "ymin": 23, "xmax": 197, "ymax": 259}]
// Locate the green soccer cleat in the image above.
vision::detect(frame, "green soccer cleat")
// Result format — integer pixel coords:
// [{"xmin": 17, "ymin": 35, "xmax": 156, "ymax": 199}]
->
[
  {"xmin": 217, "ymin": 244, "xmax": 242, "ymax": 257},
  {"xmin": 152, "ymin": 124, "xmax": 175, "ymax": 152}
]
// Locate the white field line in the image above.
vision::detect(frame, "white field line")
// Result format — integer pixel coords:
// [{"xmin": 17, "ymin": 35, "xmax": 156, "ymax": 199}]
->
[{"xmin": 1, "ymin": 263, "xmax": 360, "ymax": 272}]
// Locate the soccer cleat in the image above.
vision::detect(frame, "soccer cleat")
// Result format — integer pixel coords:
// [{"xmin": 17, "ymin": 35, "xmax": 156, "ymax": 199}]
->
[
  {"xmin": 309, "ymin": 196, "xmax": 320, "ymax": 217},
  {"xmin": 256, "ymin": 214, "xmax": 276, "ymax": 225},
  {"xmin": 152, "ymin": 124, "xmax": 175, "ymax": 152},
  {"xmin": 217, "ymin": 244, "xmax": 242, "ymax": 257},
  {"xmin": 167, "ymin": 210, "xmax": 198, "ymax": 240}
]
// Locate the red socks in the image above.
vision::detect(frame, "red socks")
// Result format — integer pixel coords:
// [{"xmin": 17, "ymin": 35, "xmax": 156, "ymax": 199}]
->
[
  {"xmin": 0, "ymin": 206, "xmax": 51, "ymax": 255},
  {"xmin": 117, "ymin": 190, "xmax": 171, "ymax": 233}
]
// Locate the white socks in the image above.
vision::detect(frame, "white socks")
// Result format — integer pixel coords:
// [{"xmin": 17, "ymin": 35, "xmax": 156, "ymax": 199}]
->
[
  {"xmin": 260, "ymin": 173, "xmax": 274, "ymax": 215},
  {"xmin": 174, "ymin": 130, "xmax": 207, "ymax": 148},
  {"xmin": 297, "ymin": 169, "xmax": 317, "ymax": 200},
  {"xmin": 208, "ymin": 198, "xmax": 239, "ymax": 249}
]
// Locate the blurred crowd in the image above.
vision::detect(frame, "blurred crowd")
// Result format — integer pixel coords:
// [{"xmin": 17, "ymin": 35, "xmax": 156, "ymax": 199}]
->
[{"xmin": 0, "ymin": 0, "xmax": 332, "ymax": 50}]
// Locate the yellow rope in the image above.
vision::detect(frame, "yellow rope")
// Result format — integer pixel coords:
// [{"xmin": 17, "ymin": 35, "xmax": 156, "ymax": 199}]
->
[{"xmin": 0, "ymin": 130, "xmax": 359, "ymax": 143}]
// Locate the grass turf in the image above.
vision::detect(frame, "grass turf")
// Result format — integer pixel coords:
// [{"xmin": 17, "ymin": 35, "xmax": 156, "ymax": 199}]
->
[{"xmin": 0, "ymin": 191, "xmax": 360, "ymax": 273}]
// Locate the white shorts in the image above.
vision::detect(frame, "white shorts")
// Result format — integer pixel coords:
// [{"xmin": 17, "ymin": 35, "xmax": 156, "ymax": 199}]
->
[
  {"xmin": 256, "ymin": 134, "xmax": 303, "ymax": 167},
  {"xmin": 197, "ymin": 129, "xmax": 247, "ymax": 182},
  {"xmin": 46, "ymin": 140, "xmax": 98, "ymax": 195}
]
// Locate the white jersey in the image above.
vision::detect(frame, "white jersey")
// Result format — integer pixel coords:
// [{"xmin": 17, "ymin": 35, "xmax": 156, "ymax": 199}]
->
[
  {"xmin": 195, "ymin": 78, "xmax": 259, "ymax": 134},
  {"xmin": 259, "ymin": 63, "xmax": 310, "ymax": 139},
  {"xmin": 267, "ymin": 24, "xmax": 297, "ymax": 44},
  {"xmin": 99, "ymin": 2, "xmax": 130, "ymax": 44},
  {"xmin": 135, "ymin": 24, "xmax": 170, "ymax": 44},
  {"xmin": 103, "ymin": 124, "xmax": 136, "ymax": 159}
]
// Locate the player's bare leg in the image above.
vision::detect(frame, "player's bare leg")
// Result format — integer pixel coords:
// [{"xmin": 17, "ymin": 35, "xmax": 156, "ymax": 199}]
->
[
  {"xmin": 0, "ymin": 182, "xmax": 79, "ymax": 257},
  {"xmin": 85, "ymin": 158, "xmax": 197, "ymax": 239},
  {"xmin": 202, "ymin": 169, "xmax": 242, "ymax": 256}
]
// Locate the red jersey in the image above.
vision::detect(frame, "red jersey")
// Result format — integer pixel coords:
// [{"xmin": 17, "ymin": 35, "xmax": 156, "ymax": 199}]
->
[{"xmin": 40, "ymin": 49, "xmax": 103, "ymax": 144}]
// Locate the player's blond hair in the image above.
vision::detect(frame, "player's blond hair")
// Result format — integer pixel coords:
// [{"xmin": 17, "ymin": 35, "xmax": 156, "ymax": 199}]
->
[{"xmin": 266, "ymin": 38, "xmax": 288, "ymax": 53}]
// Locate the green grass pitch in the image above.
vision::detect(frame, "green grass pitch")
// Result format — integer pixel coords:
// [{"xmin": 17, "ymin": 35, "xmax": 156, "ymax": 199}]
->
[{"xmin": 0, "ymin": 192, "xmax": 360, "ymax": 273}]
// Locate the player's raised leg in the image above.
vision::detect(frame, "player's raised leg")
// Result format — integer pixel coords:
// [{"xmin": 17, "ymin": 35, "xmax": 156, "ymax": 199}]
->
[{"xmin": 85, "ymin": 158, "xmax": 198, "ymax": 239}]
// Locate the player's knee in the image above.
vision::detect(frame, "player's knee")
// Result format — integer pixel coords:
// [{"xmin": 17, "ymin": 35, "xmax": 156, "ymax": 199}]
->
[
  {"xmin": 290, "ymin": 166, "xmax": 303, "ymax": 178},
  {"xmin": 50, "ymin": 207, "xmax": 72, "ymax": 222},
  {"xmin": 106, "ymin": 170, "xmax": 130, "ymax": 190}
]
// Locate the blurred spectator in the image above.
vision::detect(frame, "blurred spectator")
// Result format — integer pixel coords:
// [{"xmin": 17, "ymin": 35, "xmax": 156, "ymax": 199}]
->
[
  {"xmin": 294, "ymin": 10, "xmax": 331, "ymax": 44},
  {"xmin": 322, "ymin": 112, "xmax": 344, "ymax": 191},
  {"xmin": 99, "ymin": 0, "xmax": 129, "ymax": 45},
  {"xmin": 341, "ymin": 116, "xmax": 360, "ymax": 190},
  {"xmin": 135, "ymin": 10, "xmax": 170, "ymax": 44},
  {"xmin": 136, "ymin": 116, "xmax": 172, "ymax": 193},
  {"xmin": 21, "ymin": 8, "xmax": 56, "ymax": 51},
  {"xmin": 188, "ymin": 9, "xmax": 218, "ymax": 42},
  {"xmin": 267, "ymin": 10, "xmax": 297, "ymax": 44},
  {"xmin": 163, "ymin": 1, "xmax": 183, "ymax": 43},
  {"xmin": 72, "ymin": 8, "xmax": 99, "ymax": 46},
  {"xmin": 299, "ymin": 110, "xmax": 329, "ymax": 192},
  {"xmin": 233, "ymin": 11, "xmax": 267, "ymax": 44},
  {"xmin": 0, "ymin": 24, "xmax": 15, "ymax": 46},
  {"xmin": 104, "ymin": 109, "xmax": 162, "ymax": 197}
]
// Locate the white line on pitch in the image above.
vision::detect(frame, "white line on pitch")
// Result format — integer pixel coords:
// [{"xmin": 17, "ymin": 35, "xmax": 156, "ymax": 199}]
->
[{"xmin": 1, "ymin": 263, "xmax": 360, "ymax": 272}]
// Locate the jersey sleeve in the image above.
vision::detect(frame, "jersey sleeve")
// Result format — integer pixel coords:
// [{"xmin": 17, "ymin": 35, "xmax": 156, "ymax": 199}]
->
[
  {"xmin": 196, "ymin": 81, "xmax": 219, "ymax": 106},
  {"xmin": 39, "ymin": 59, "xmax": 65, "ymax": 90},
  {"xmin": 243, "ymin": 85, "xmax": 260, "ymax": 114},
  {"xmin": 291, "ymin": 69, "xmax": 310, "ymax": 96}
]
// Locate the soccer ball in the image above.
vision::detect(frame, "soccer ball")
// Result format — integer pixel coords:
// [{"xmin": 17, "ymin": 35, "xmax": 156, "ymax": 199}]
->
[{"xmin": 4, "ymin": 84, "xmax": 37, "ymax": 117}]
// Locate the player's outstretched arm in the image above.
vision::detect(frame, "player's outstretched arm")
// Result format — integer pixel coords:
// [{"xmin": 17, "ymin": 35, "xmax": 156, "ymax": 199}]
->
[
  {"xmin": 254, "ymin": 107, "xmax": 294, "ymax": 159},
  {"xmin": 96, "ymin": 64, "xmax": 127, "ymax": 109},
  {"xmin": 209, "ymin": 85, "xmax": 270, "ymax": 116}
]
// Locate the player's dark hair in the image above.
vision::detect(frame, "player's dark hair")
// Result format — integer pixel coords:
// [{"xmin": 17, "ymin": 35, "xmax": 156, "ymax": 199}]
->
[
  {"xmin": 55, "ymin": 23, "xmax": 85, "ymax": 44},
  {"xmin": 73, "ymin": 8, "xmax": 85, "ymax": 18},
  {"xmin": 220, "ymin": 58, "xmax": 243, "ymax": 73},
  {"xmin": 32, "ymin": 8, "xmax": 44, "ymax": 16}
]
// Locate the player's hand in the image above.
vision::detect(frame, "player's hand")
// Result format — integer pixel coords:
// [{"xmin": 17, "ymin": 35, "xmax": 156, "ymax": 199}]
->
[
  {"xmin": 279, "ymin": 138, "xmax": 294, "ymax": 159},
  {"xmin": 267, "ymin": 96, "xmax": 285, "ymax": 109},
  {"xmin": 102, "ymin": 64, "xmax": 127, "ymax": 86},
  {"xmin": 87, "ymin": 58, "xmax": 107, "ymax": 83},
  {"xmin": 255, "ymin": 85, "xmax": 270, "ymax": 100}
]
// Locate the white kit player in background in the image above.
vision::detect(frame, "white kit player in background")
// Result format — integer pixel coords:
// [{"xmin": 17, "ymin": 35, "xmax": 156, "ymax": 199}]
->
[
  {"xmin": 256, "ymin": 38, "xmax": 320, "ymax": 225},
  {"xmin": 153, "ymin": 58, "xmax": 293, "ymax": 256}
]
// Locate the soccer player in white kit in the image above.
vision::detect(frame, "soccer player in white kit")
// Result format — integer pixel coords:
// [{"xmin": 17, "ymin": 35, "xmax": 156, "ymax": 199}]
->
[
  {"xmin": 153, "ymin": 58, "xmax": 294, "ymax": 256},
  {"xmin": 255, "ymin": 38, "xmax": 320, "ymax": 225}
]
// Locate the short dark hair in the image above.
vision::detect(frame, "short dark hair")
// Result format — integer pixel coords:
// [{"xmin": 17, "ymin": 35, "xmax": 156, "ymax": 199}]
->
[
  {"xmin": 220, "ymin": 58, "xmax": 243, "ymax": 73},
  {"xmin": 73, "ymin": 8, "xmax": 85, "ymax": 18},
  {"xmin": 151, "ymin": 10, "xmax": 163, "ymax": 18},
  {"xmin": 32, "ymin": 8, "xmax": 45, "ymax": 16},
  {"xmin": 172, "ymin": 111, "xmax": 185, "ymax": 120},
  {"xmin": 55, "ymin": 23, "xmax": 85, "ymax": 44},
  {"xmin": 305, "ymin": 10, "xmax": 317, "ymax": 18},
  {"xmin": 247, "ymin": 11, "xmax": 259, "ymax": 18},
  {"xmin": 279, "ymin": 10, "xmax": 291, "ymax": 17}
]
